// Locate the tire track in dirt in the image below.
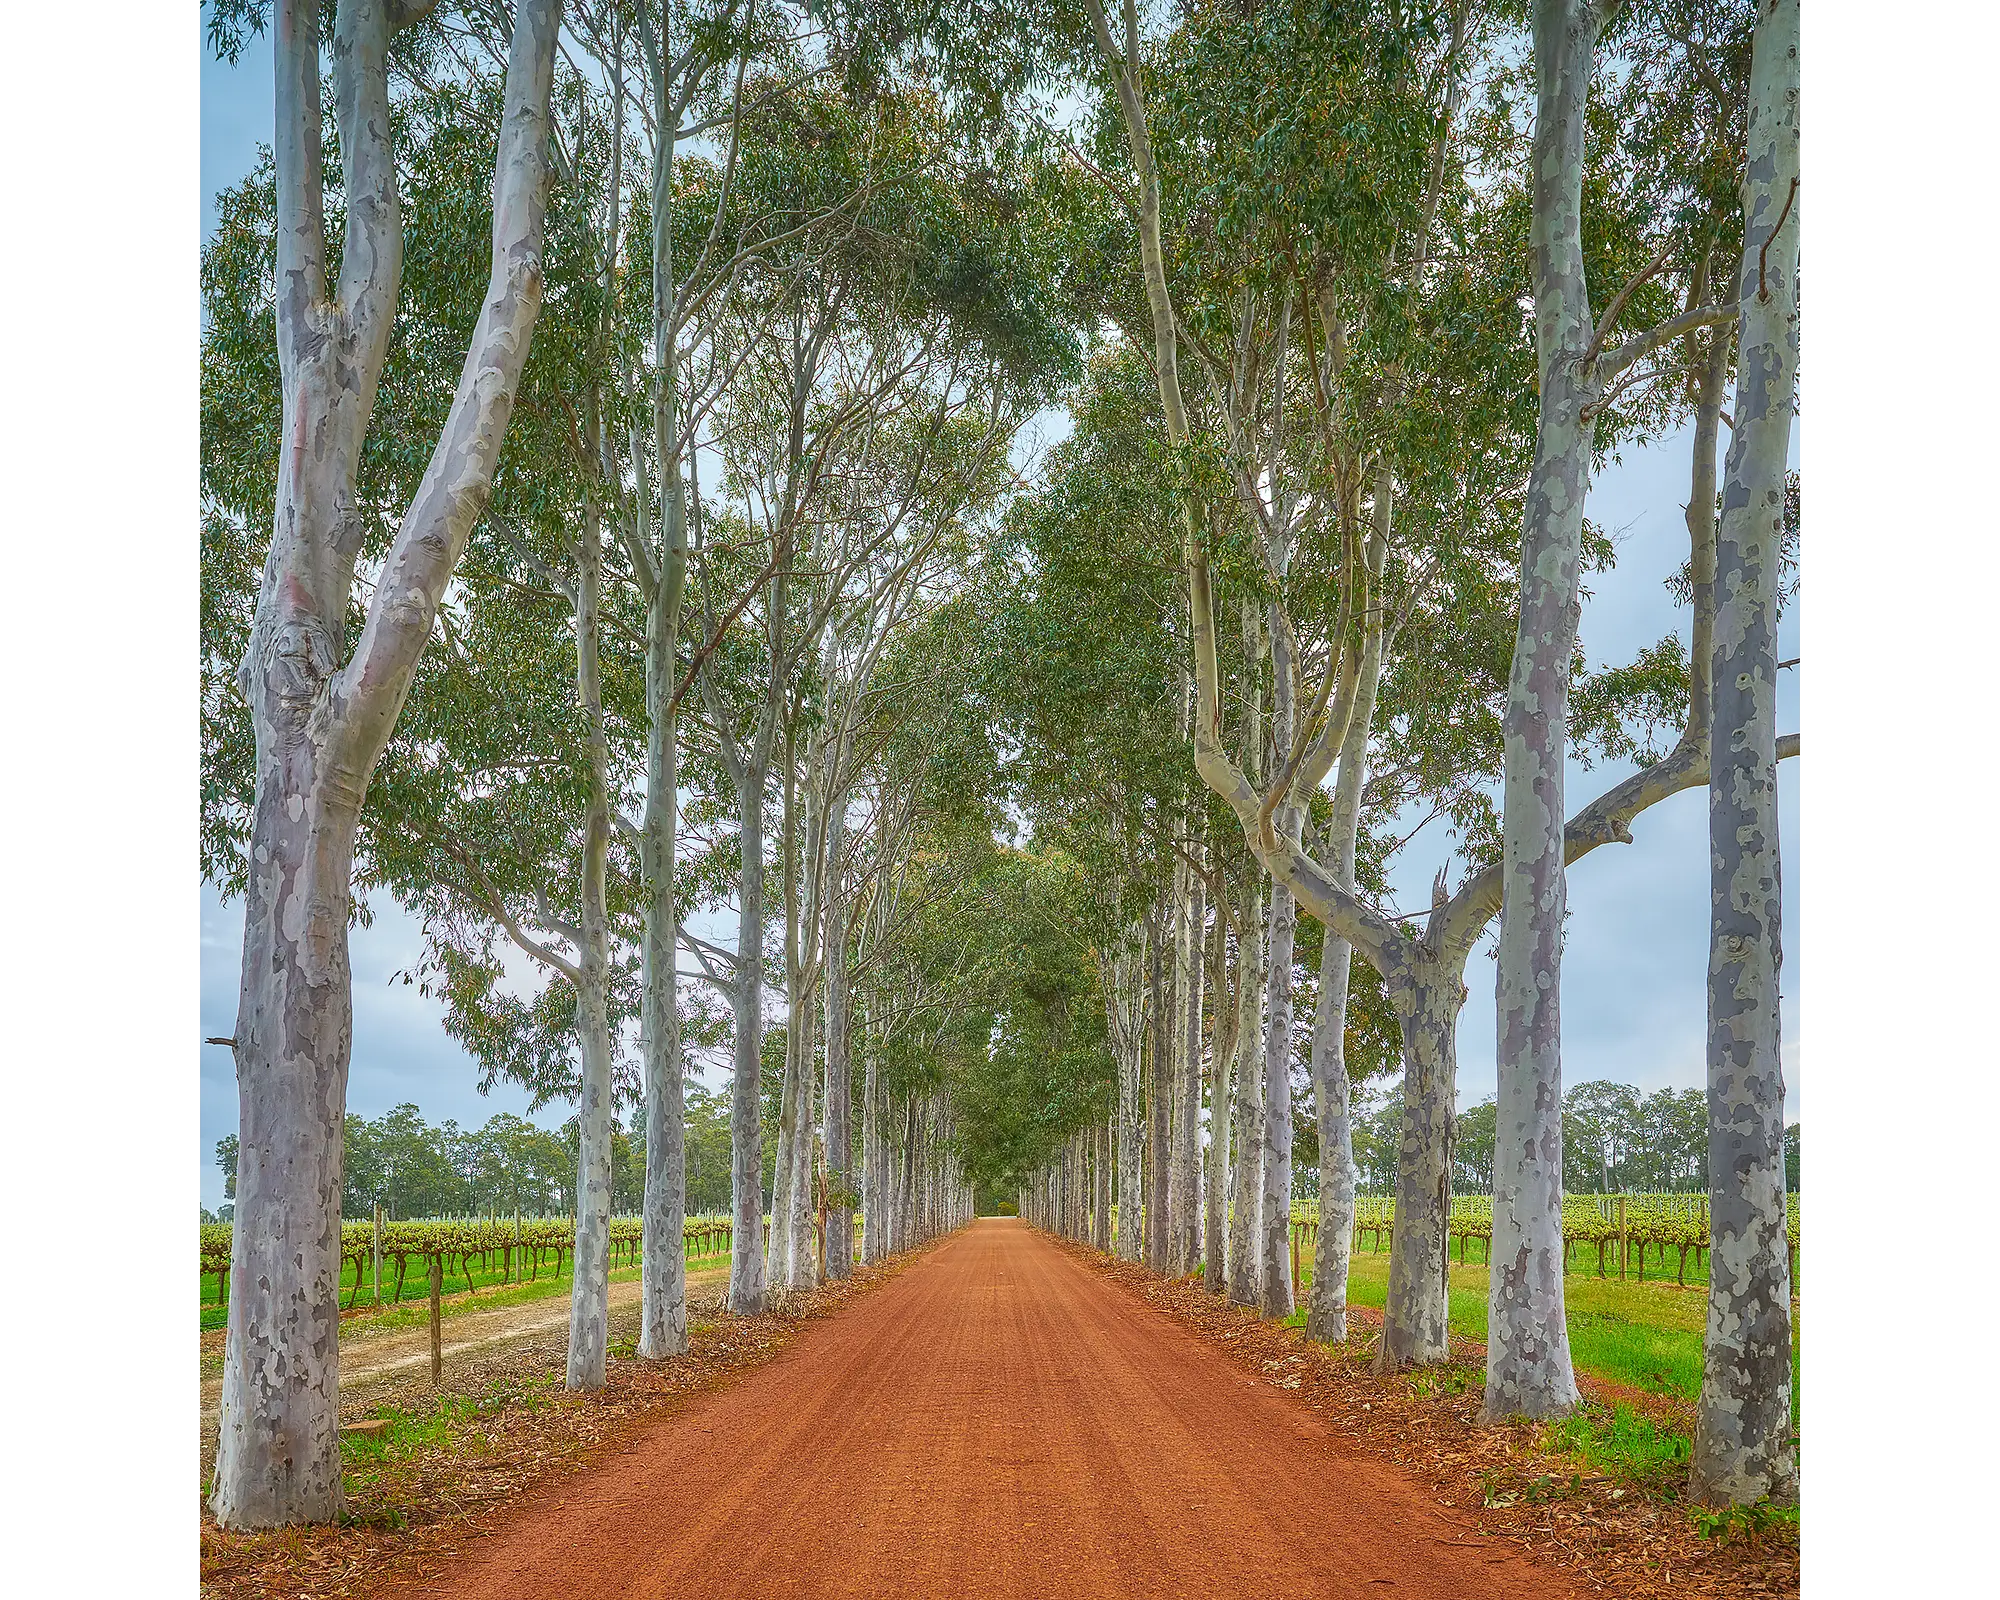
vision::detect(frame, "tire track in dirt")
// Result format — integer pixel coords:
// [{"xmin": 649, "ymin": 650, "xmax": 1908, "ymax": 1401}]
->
[
  {"xmin": 402, "ymin": 1219, "xmax": 1572, "ymax": 1600},
  {"xmin": 200, "ymin": 1267, "xmax": 730, "ymax": 1424}
]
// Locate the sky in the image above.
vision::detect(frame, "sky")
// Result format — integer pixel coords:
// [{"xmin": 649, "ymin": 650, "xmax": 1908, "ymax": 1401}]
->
[{"xmin": 196, "ymin": 25, "xmax": 1799, "ymax": 1212}]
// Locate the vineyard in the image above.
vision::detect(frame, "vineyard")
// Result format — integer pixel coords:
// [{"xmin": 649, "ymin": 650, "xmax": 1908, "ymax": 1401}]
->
[
  {"xmin": 1288, "ymin": 1194, "xmax": 1802, "ymax": 1288},
  {"xmin": 199, "ymin": 1215, "xmax": 748, "ymax": 1327}
]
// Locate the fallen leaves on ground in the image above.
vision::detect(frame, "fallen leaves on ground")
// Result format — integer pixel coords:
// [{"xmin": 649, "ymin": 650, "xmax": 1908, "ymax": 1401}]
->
[{"xmin": 1063, "ymin": 1242, "xmax": 1798, "ymax": 1600}]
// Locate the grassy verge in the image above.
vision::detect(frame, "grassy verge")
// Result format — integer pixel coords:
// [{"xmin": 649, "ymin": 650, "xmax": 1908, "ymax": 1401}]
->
[{"xmin": 1287, "ymin": 1251, "xmax": 1800, "ymax": 1409}]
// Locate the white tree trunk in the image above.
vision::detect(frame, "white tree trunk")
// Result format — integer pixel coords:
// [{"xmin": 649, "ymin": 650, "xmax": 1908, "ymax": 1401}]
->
[
  {"xmin": 1305, "ymin": 540, "xmax": 1384, "ymax": 1342},
  {"xmin": 1172, "ymin": 863, "xmax": 1204, "ymax": 1274},
  {"xmin": 211, "ymin": 0, "xmax": 560, "ymax": 1529},
  {"xmin": 1483, "ymin": 0, "xmax": 1601, "ymax": 1423},
  {"xmin": 1115, "ymin": 947, "xmax": 1146, "ymax": 1263},
  {"xmin": 635, "ymin": 3, "xmax": 690, "ymax": 1362},
  {"xmin": 636, "ymin": 451, "xmax": 688, "ymax": 1358},
  {"xmin": 727, "ymin": 781, "xmax": 769, "ymax": 1313},
  {"xmin": 1377, "ymin": 970, "xmax": 1461, "ymax": 1370},
  {"xmin": 861, "ymin": 1044, "xmax": 883, "ymax": 1263},
  {"xmin": 1146, "ymin": 903, "xmax": 1172, "ymax": 1271},
  {"xmin": 1692, "ymin": 0, "xmax": 1798, "ymax": 1507},
  {"xmin": 822, "ymin": 801, "xmax": 854, "ymax": 1279},
  {"xmin": 567, "ymin": 483, "xmax": 616, "ymax": 1393},
  {"xmin": 1094, "ymin": 1113, "xmax": 1113, "ymax": 1251},
  {"xmin": 1227, "ymin": 871, "xmax": 1265, "ymax": 1306},
  {"xmin": 1204, "ymin": 902, "xmax": 1232, "ymax": 1294},
  {"xmin": 1259, "ymin": 597, "xmax": 1301, "ymax": 1318}
]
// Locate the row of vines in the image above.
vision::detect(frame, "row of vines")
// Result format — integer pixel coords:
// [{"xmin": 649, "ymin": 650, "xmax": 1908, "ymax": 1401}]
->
[
  {"xmin": 1286, "ymin": 1194, "xmax": 1802, "ymax": 1286},
  {"xmin": 200, "ymin": 1215, "xmax": 747, "ymax": 1310}
]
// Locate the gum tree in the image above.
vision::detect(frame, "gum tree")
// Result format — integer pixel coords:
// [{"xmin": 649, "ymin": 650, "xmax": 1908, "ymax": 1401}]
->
[
  {"xmin": 1078, "ymin": 0, "xmax": 1785, "ymax": 1384},
  {"xmin": 1690, "ymin": 0, "xmax": 1798, "ymax": 1507},
  {"xmin": 206, "ymin": 0, "xmax": 562, "ymax": 1529}
]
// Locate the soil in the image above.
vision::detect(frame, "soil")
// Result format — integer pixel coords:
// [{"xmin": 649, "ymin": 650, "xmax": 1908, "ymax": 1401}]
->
[
  {"xmin": 382, "ymin": 1219, "xmax": 1573, "ymax": 1600},
  {"xmin": 202, "ymin": 1223, "xmax": 1796, "ymax": 1600},
  {"xmin": 1071, "ymin": 1243, "xmax": 1797, "ymax": 1600}
]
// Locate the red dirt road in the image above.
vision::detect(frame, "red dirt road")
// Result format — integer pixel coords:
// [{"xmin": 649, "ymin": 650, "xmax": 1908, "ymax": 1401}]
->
[{"xmin": 420, "ymin": 1219, "xmax": 1570, "ymax": 1600}]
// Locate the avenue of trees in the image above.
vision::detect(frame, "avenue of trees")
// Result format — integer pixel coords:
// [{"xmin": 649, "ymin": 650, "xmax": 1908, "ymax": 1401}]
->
[{"xmin": 199, "ymin": 0, "xmax": 1798, "ymax": 1528}]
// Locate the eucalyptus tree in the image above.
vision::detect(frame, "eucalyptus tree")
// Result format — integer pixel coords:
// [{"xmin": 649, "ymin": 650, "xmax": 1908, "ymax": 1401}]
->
[
  {"xmin": 678, "ymin": 77, "xmax": 940, "ymax": 1313},
  {"xmin": 615, "ymin": 0, "xmax": 796, "ymax": 1364},
  {"xmin": 780, "ymin": 412, "xmax": 1029, "ymax": 1281},
  {"xmin": 199, "ymin": 0, "xmax": 562, "ymax": 1528},
  {"xmin": 265, "ymin": 23, "xmax": 660, "ymax": 1393},
  {"xmin": 1075, "ymin": 0, "xmax": 1487, "ymax": 1336},
  {"xmin": 1075, "ymin": 0, "xmax": 1788, "ymax": 1387},
  {"xmin": 1691, "ymin": 0, "xmax": 1798, "ymax": 1508},
  {"xmin": 683, "ymin": 86, "xmax": 1075, "ymax": 1304}
]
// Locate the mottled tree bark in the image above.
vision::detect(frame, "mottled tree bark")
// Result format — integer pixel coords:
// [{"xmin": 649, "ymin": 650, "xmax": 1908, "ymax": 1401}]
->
[
  {"xmin": 1483, "ymin": 0, "xmax": 1601, "ymax": 1423},
  {"xmin": 1305, "ymin": 530, "xmax": 1384, "ymax": 1342},
  {"xmin": 1204, "ymin": 886, "xmax": 1234, "ymax": 1294},
  {"xmin": 1377, "ymin": 968, "xmax": 1462, "ymax": 1368},
  {"xmin": 1114, "ymin": 943, "xmax": 1147, "ymax": 1262},
  {"xmin": 1692, "ymin": 0, "xmax": 1798, "ymax": 1508},
  {"xmin": 822, "ymin": 802, "xmax": 854, "ymax": 1279},
  {"xmin": 635, "ymin": 396, "xmax": 689, "ymax": 1355},
  {"xmin": 211, "ymin": 0, "xmax": 560, "ymax": 1530},
  {"xmin": 726, "ymin": 781, "xmax": 769, "ymax": 1313},
  {"xmin": 1094, "ymin": 1113, "xmax": 1114, "ymax": 1251},
  {"xmin": 1147, "ymin": 901, "xmax": 1172, "ymax": 1272},
  {"xmin": 566, "ymin": 479, "xmax": 616, "ymax": 1393},
  {"xmin": 1260, "ymin": 599, "xmax": 1301, "ymax": 1319},
  {"xmin": 1173, "ymin": 861, "xmax": 1205, "ymax": 1274},
  {"xmin": 1227, "ymin": 870, "xmax": 1265, "ymax": 1306},
  {"xmin": 861, "ymin": 1044, "xmax": 883, "ymax": 1262}
]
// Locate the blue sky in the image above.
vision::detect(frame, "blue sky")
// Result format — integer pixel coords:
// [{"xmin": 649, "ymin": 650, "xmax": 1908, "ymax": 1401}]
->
[{"xmin": 197, "ymin": 28, "xmax": 1799, "ymax": 1211}]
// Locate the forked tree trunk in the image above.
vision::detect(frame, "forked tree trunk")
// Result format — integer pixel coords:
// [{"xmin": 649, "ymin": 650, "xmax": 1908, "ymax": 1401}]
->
[
  {"xmin": 1483, "ymin": 0, "xmax": 1601, "ymax": 1422},
  {"xmin": 211, "ymin": 0, "xmax": 560, "ymax": 1530},
  {"xmin": 1692, "ymin": 0, "xmax": 1798, "ymax": 1508}
]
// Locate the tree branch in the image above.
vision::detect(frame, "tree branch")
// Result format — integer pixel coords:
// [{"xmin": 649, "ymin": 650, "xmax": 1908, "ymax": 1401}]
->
[
  {"xmin": 1595, "ymin": 303, "xmax": 1738, "ymax": 385},
  {"xmin": 327, "ymin": 0, "xmax": 562, "ymax": 786},
  {"xmin": 1438, "ymin": 731, "xmax": 1800, "ymax": 956}
]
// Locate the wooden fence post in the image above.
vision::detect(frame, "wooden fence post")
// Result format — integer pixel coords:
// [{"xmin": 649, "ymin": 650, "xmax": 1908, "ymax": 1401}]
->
[
  {"xmin": 373, "ymin": 1205, "xmax": 383, "ymax": 1306},
  {"xmin": 429, "ymin": 1255, "xmax": 443, "ymax": 1387},
  {"xmin": 1617, "ymin": 1194, "xmax": 1628, "ymax": 1282}
]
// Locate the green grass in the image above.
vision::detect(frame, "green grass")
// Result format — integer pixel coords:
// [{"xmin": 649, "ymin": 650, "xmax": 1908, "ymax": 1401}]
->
[
  {"xmin": 1544, "ymin": 1402, "xmax": 1692, "ymax": 1492},
  {"xmin": 1288, "ymin": 1249, "xmax": 1799, "ymax": 1406},
  {"xmin": 334, "ymin": 1372, "xmax": 566, "ymax": 1521},
  {"xmin": 200, "ymin": 1246, "xmax": 736, "ymax": 1336}
]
